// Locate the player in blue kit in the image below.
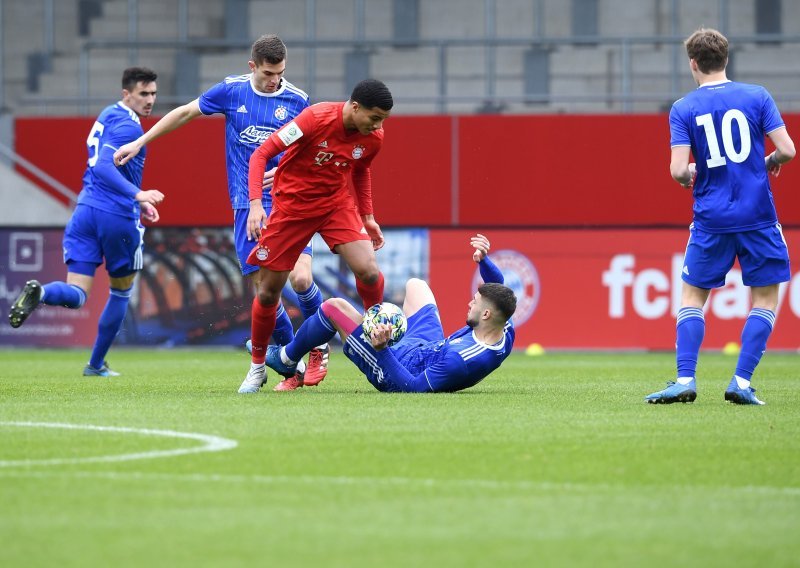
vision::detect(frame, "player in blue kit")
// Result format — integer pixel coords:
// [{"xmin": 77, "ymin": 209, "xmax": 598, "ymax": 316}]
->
[
  {"xmin": 113, "ymin": 34, "xmax": 330, "ymax": 391},
  {"xmin": 8, "ymin": 67, "xmax": 164, "ymax": 376},
  {"xmin": 263, "ymin": 234, "xmax": 517, "ymax": 393},
  {"xmin": 646, "ymin": 28, "xmax": 796, "ymax": 405}
]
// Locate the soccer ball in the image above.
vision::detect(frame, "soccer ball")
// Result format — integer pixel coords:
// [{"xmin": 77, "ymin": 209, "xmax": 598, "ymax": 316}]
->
[{"xmin": 362, "ymin": 302, "xmax": 407, "ymax": 346}]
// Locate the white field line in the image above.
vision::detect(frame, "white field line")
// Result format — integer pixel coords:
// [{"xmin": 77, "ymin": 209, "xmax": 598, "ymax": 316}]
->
[
  {"xmin": 0, "ymin": 468, "xmax": 798, "ymax": 498},
  {"xmin": 0, "ymin": 421, "xmax": 237, "ymax": 467}
]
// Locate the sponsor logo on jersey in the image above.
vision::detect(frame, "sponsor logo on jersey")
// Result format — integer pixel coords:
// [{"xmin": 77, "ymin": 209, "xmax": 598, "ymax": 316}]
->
[
  {"xmin": 237, "ymin": 105, "xmax": 248, "ymax": 113},
  {"xmin": 278, "ymin": 121, "xmax": 304, "ymax": 146},
  {"xmin": 240, "ymin": 125, "xmax": 275, "ymax": 144},
  {"xmin": 352, "ymin": 145, "xmax": 365, "ymax": 159},
  {"xmin": 255, "ymin": 246, "xmax": 269, "ymax": 261},
  {"xmin": 472, "ymin": 249, "xmax": 540, "ymax": 326},
  {"xmin": 274, "ymin": 106, "xmax": 288, "ymax": 120}
]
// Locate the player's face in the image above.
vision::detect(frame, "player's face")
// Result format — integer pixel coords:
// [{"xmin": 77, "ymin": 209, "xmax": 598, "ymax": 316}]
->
[
  {"xmin": 249, "ymin": 60, "xmax": 286, "ymax": 93},
  {"xmin": 466, "ymin": 292, "xmax": 484, "ymax": 328},
  {"xmin": 351, "ymin": 103, "xmax": 391, "ymax": 135},
  {"xmin": 122, "ymin": 81, "xmax": 157, "ymax": 117}
]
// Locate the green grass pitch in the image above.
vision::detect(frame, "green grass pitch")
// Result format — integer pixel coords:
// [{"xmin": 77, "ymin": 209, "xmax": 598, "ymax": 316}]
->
[{"xmin": 1, "ymin": 349, "xmax": 799, "ymax": 567}]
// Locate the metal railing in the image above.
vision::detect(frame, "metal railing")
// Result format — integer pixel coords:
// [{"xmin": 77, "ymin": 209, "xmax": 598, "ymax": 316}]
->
[
  {"xmin": 0, "ymin": 142, "xmax": 79, "ymax": 206},
  {"xmin": 14, "ymin": 34, "xmax": 798, "ymax": 115}
]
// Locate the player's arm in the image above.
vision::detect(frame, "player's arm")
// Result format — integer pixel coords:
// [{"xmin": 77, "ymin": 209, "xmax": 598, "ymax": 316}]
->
[
  {"xmin": 352, "ymin": 165, "xmax": 384, "ymax": 250},
  {"xmin": 765, "ymin": 127, "xmax": 796, "ymax": 177},
  {"xmin": 114, "ymin": 99, "xmax": 203, "ymax": 166},
  {"xmin": 94, "ymin": 131, "xmax": 163, "ymax": 206},
  {"xmin": 470, "ymin": 233, "xmax": 504, "ymax": 284},
  {"xmin": 670, "ymin": 146, "xmax": 695, "ymax": 188}
]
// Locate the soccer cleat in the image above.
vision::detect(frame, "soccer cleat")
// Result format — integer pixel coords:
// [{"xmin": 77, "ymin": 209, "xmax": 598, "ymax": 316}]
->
[
  {"xmin": 265, "ymin": 345, "xmax": 298, "ymax": 378},
  {"xmin": 725, "ymin": 386, "xmax": 765, "ymax": 405},
  {"xmin": 238, "ymin": 364, "xmax": 267, "ymax": 394},
  {"xmin": 645, "ymin": 380, "xmax": 697, "ymax": 404},
  {"xmin": 83, "ymin": 361, "xmax": 121, "ymax": 377},
  {"xmin": 303, "ymin": 344, "xmax": 330, "ymax": 386},
  {"xmin": 273, "ymin": 371, "xmax": 305, "ymax": 391},
  {"xmin": 245, "ymin": 339, "xmax": 252, "ymax": 355},
  {"xmin": 9, "ymin": 280, "xmax": 43, "ymax": 328}
]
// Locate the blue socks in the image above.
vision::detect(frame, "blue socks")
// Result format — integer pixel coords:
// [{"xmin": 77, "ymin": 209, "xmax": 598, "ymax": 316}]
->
[
  {"xmin": 295, "ymin": 282, "xmax": 323, "ymax": 320},
  {"xmin": 271, "ymin": 302, "xmax": 295, "ymax": 346},
  {"xmin": 733, "ymin": 308, "xmax": 775, "ymax": 383},
  {"xmin": 41, "ymin": 282, "xmax": 86, "ymax": 309},
  {"xmin": 286, "ymin": 307, "xmax": 337, "ymax": 363},
  {"xmin": 89, "ymin": 286, "xmax": 131, "ymax": 370},
  {"xmin": 675, "ymin": 307, "xmax": 705, "ymax": 380}
]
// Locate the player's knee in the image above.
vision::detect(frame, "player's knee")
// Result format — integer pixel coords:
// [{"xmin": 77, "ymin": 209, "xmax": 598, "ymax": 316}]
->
[{"xmin": 289, "ymin": 270, "xmax": 312, "ymax": 291}]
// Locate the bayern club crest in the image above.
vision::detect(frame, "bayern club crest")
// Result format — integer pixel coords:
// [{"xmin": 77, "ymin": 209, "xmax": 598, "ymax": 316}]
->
[
  {"xmin": 274, "ymin": 106, "xmax": 288, "ymax": 121},
  {"xmin": 352, "ymin": 145, "xmax": 365, "ymax": 159},
  {"xmin": 471, "ymin": 249, "xmax": 539, "ymax": 326},
  {"xmin": 255, "ymin": 246, "xmax": 269, "ymax": 261}
]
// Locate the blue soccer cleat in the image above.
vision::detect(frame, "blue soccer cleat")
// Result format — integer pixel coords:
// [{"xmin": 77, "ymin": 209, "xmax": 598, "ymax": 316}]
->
[
  {"xmin": 265, "ymin": 345, "xmax": 297, "ymax": 378},
  {"xmin": 245, "ymin": 339, "xmax": 252, "ymax": 355},
  {"xmin": 725, "ymin": 385, "xmax": 765, "ymax": 406},
  {"xmin": 83, "ymin": 361, "xmax": 121, "ymax": 377},
  {"xmin": 238, "ymin": 364, "xmax": 267, "ymax": 394},
  {"xmin": 645, "ymin": 379, "xmax": 697, "ymax": 404}
]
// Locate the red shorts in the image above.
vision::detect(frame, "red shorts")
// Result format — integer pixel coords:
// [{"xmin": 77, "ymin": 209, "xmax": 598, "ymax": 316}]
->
[{"xmin": 246, "ymin": 205, "xmax": 370, "ymax": 271}]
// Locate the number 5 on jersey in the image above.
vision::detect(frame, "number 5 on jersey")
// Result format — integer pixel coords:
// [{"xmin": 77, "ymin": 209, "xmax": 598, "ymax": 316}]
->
[{"xmin": 86, "ymin": 120, "xmax": 105, "ymax": 167}]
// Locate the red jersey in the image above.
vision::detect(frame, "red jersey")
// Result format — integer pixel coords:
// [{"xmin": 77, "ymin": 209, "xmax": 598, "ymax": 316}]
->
[{"xmin": 248, "ymin": 101, "xmax": 384, "ymax": 217}]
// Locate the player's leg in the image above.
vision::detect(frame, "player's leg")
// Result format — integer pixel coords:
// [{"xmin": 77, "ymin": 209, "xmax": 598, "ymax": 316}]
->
[
  {"xmin": 84, "ymin": 213, "xmax": 147, "ymax": 377},
  {"xmin": 322, "ymin": 208, "xmax": 384, "ymax": 309},
  {"xmin": 402, "ymin": 278, "xmax": 436, "ymax": 318},
  {"xmin": 285, "ymin": 246, "xmax": 330, "ymax": 388},
  {"xmin": 724, "ymin": 285, "xmax": 778, "ymax": 405},
  {"xmin": 335, "ymin": 239, "xmax": 384, "ymax": 308},
  {"xmin": 235, "ymin": 208, "xmax": 294, "ymax": 347},
  {"xmin": 8, "ymin": 208, "xmax": 97, "ymax": 328},
  {"xmin": 725, "ymin": 225, "xmax": 790, "ymax": 405},
  {"xmin": 647, "ymin": 226, "xmax": 730, "ymax": 404}
]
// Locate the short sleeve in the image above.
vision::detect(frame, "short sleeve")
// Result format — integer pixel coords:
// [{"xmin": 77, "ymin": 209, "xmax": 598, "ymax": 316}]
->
[
  {"xmin": 669, "ymin": 101, "xmax": 691, "ymax": 147},
  {"xmin": 198, "ymin": 81, "xmax": 227, "ymax": 116},
  {"xmin": 761, "ymin": 88, "xmax": 785, "ymax": 135}
]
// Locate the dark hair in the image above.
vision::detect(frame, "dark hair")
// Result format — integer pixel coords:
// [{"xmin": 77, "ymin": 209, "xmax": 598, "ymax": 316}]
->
[
  {"xmin": 122, "ymin": 67, "xmax": 157, "ymax": 90},
  {"xmin": 251, "ymin": 34, "xmax": 287, "ymax": 65},
  {"xmin": 684, "ymin": 28, "xmax": 728, "ymax": 74},
  {"xmin": 478, "ymin": 283, "xmax": 517, "ymax": 323},
  {"xmin": 350, "ymin": 79, "xmax": 393, "ymax": 111}
]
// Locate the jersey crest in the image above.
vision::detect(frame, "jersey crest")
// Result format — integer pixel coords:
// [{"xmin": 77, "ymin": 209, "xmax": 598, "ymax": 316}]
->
[
  {"xmin": 352, "ymin": 145, "xmax": 365, "ymax": 159},
  {"xmin": 274, "ymin": 106, "xmax": 288, "ymax": 120}
]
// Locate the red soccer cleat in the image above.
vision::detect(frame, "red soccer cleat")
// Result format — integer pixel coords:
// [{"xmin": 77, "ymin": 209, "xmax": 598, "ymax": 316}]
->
[
  {"xmin": 273, "ymin": 372, "xmax": 304, "ymax": 391},
  {"xmin": 303, "ymin": 344, "xmax": 330, "ymax": 386}
]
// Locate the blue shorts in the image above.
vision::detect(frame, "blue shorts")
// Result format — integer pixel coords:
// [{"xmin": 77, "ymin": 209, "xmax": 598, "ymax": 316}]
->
[
  {"xmin": 343, "ymin": 304, "xmax": 444, "ymax": 391},
  {"xmin": 63, "ymin": 204, "xmax": 144, "ymax": 278},
  {"xmin": 682, "ymin": 224, "xmax": 791, "ymax": 288},
  {"xmin": 233, "ymin": 208, "xmax": 312, "ymax": 276}
]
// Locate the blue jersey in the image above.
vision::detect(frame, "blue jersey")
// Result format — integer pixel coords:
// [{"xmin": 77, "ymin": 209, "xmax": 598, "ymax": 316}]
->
[
  {"xmin": 353, "ymin": 256, "xmax": 515, "ymax": 393},
  {"xmin": 78, "ymin": 102, "xmax": 146, "ymax": 219},
  {"xmin": 669, "ymin": 80, "xmax": 785, "ymax": 233},
  {"xmin": 198, "ymin": 75, "xmax": 309, "ymax": 209}
]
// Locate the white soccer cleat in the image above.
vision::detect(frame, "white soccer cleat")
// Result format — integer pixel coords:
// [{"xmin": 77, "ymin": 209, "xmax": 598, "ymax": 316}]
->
[{"xmin": 238, "ymin": 364, "xmax": 267, "ymax": 394}]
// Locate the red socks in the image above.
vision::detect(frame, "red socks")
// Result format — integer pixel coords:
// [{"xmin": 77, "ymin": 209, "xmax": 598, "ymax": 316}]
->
[
  {"xmin": 356, "ymin": 271, "xmax": 384, "ymax": 309},
  {"xmin": 251, "ymin": 298, "xmax": 277, "ymax": 364}
]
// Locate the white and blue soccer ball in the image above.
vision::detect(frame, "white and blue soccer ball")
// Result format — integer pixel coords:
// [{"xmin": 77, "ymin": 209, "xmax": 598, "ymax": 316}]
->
[{"xmin": 362, "ymin": 302, "xmax": 407, "ymax": 346}]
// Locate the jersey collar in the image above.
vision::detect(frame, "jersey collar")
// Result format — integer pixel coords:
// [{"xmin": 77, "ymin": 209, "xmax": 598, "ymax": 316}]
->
[
  {"xmin": 249, "ymin": 75, "xmax": 287, "ymax": 98},
  {"xmin": 471, "ymin": 329, "xmax": 507, "ymax": 350},
  {"xmin": 697, "ymin": 79, "xmax": 731, "ymax": 89}
]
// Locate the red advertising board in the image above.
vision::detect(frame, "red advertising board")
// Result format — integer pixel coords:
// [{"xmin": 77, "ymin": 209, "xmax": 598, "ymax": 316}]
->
[{"xmin": 429, "ymin": 229, "xmax": 800, "ymax": 350}]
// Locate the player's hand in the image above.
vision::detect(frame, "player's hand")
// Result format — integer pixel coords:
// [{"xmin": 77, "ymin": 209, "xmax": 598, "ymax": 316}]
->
[
  {"xmin": 135, "ymin": 189, "xmax": 164, "ymax": 206},
  {"xmin": 247, "ymin": 200, "xmax": 268, "ymax": 241},
  {"xmin": 471, "ymin": 233, "xmax": 490, "ymax": 262},
  {"xmin": 114, "ymin": 142, "xmax": 142, "ymax": 166},
  {"xmin": 766, "ymin": 154, "xmax": 783, "ymax": 177},
  {"xmin": 363, "ymin": 216, "xmax": 385, "ymax": 250},
  {"xmin": 140, "ymin": 202, "xmax": 160, "ymax": 223},
  {"xmin": 680, "ymin": 163, "xmax": 697, "ymax": 189},
  {"xmin": 262, "ymin": 167, "xmax": 277, "ymax": 191},
  {"xmin": 369, "ymin": 323, "xmax": 392, "ymax": 351}
]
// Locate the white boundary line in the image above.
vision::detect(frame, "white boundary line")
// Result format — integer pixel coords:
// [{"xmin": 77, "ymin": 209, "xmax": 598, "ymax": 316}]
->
[{"xmin": 0, "ymin": 421, "xmax": 237, "ymax": 467}]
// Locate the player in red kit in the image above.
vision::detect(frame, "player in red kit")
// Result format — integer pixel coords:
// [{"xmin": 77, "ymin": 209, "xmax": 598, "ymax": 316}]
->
[{"xmin": 239, "ymin": 79, "xmax": 393, "ymax": 393}]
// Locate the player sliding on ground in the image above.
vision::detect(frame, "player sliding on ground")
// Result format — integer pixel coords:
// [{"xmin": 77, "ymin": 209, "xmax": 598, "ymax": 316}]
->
[{"xmin": 264, "ymin": 234, "xmax": 517, "ymax": 393}]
